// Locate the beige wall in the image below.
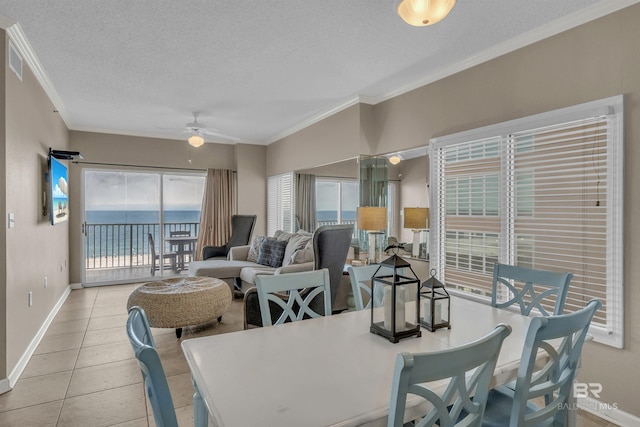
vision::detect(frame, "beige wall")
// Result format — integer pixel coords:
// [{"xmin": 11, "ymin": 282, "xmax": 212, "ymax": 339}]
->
[
  {"xmin": 0, "ymin": 31, "xmax": 7, "ymax": 380},
  {"xmin": 234, "ymin": 143, "xmax": 267, "ymax": 235},
  {"xmin": 267, "ymin": 5, "xmax": 640, "ymax": 416},
  {"xmin": 3, "ymin": 33, "xmax": 70, "ymax": 374},
  {"xmin": 267, "ymin": 104, "xmax": 366, "ymax": 176}
]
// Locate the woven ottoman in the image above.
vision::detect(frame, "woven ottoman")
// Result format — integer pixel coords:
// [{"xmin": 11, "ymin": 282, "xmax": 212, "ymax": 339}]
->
[{"xmin": 127, "ymin": 276, "xmax": 232, "ymax": 338}]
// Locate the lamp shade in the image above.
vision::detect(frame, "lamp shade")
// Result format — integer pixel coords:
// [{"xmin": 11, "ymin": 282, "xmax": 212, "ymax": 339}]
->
[
  {"xmin": 395, "ymin": 0, "xmax": 456, "ymax": 27},
  {"xmin": 188, "ymin": 134, "xmax": 204, "ymax": 147},
  {"xmin": 404, "ymin": 207, "xmax": 429, "ymax": 229},
  {"xmin": 357, "ymin": 206, "xmax": 387, "ymax": 231}
]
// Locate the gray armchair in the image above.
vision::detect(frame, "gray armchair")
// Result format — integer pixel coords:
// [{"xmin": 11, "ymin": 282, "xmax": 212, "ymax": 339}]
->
[
  {"xmin": 243, "ymin": 224, "xmax": 354, "ymax": 328},
  {"xmin": 202, "ymin": 215, "xmax": 257, "ymax": 260}
]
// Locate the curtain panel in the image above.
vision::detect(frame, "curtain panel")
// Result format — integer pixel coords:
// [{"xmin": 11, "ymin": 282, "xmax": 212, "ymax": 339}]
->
[
  {"xmin": 196, "ymin": 169, "xmax": 236, "ymax": 259},
  {"xmin": 295, "ymin": 173, "xmax": 316, "ymax": 232}
]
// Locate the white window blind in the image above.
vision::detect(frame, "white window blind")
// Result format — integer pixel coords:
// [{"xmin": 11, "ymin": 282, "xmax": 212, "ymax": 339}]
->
[
  {"xmin": 430, "ymin": 96, "xmax": 624, "ymax": 348},
  {"xmin": 267, "ymin": 173, "xmax": 295, "ymax": 236}
]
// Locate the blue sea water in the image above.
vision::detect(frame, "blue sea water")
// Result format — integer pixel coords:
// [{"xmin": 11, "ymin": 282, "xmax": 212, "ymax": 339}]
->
[
  {"xmin": 317, "ymin": 210, "xmax": 356, "ymax": 221},
  {"xmin": 85, "ymin": 210, "xmax": 201, "ymax": 258}
]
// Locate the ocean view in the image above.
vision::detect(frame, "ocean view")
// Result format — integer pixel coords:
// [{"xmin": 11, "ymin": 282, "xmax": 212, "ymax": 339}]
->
[{"xmin": 85, "ymin": 210, "xmax": 201, "ymax": 259}]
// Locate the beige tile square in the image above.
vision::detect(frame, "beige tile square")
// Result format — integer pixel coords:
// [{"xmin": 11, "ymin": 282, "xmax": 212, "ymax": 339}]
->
[
  {"xmin": 53, "ymin": 307, "xmax": 93, "ymax": 322},
  {"xmin": 91, "ymin": 303, "xmax": 129, "ymax": 318},
  {"xmin": 34, "ymin": 333, "xmax": 84, "ymax": 355},
  {"xmin": 165, "ymin": 372, "xmax": 195, "ymax": 409},
  {"xmin": 0, "ymin": 371, "xmax": 71, "ymax": 412},
  {"xmin": 66, "ymin": 359, "xmax": 142, "ymax": 397},
  {"xmin": 75, "ymin": 341, "xmax": 134, "ymax": 369},
  {"xmin": 21, "ymin": 349, "xmax": 79, "ymax": 378},
  {"xmin": 0, "ymin": 400, "xmax": 63, "ymax": 427},
  {"xmin": 46, "ymin": 318, "xmax": 89, "ymax": 336},
  {"xmin": 111, "ymin": 417, "xmax": 150, "ymax": 427},
  {"xmin": 82, "ymin": 326, "xmax": 129, "ymax": 347},
  {"xmin": 147, "ymin": 405, "xmax": 194, "ymax": 427},
  {"xmin": 87, "ymin": 313, "xmax": 129, "ymax": 331},
  {"xmin": 57, "ymin": 383, "xmax": 147, "ymax": 427}
]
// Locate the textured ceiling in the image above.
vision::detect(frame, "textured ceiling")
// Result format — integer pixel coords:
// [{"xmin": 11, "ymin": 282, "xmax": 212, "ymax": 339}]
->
[{"xmin": 0, "ymin": 0, "xmax": 632, "ymax": 145}]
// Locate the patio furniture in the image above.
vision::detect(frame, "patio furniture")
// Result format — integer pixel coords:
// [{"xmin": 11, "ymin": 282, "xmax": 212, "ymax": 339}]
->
[
  {"xmin": 164, "ymin": 234, "xmax": 198, "ymax": 271},
  {"xmin": 126, "ymin": 306, "xmax": 179, "ymax": 427},
  {"xmin": 148, "ymin": 233, "xmax": 177, "ymax": 276},
  {"xmin": 202, "ymin": 214, "xmax": 257, "ymax": 260},
  {"xmin": 127, "ymin": 276, "xmax": 232, "ymax": 338}
]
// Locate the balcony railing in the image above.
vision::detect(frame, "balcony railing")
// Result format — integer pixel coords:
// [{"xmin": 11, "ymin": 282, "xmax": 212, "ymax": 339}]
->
[{"xmin": 85, "ymin": 222, "xmax": 200, "ymax": 270}]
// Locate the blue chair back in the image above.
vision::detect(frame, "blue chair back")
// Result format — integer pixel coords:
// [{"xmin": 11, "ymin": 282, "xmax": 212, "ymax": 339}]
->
[
  {"xmin": 255, "ymin": 269, "xmax": 332, "ymax": 326},
  {"xmin": 491, "ymin": 263, "xmax": 572, "ymax": 316},
  {"xmin": 483, "ymin": 299, "xmax": 601, "ymax": 427},
  {"xmin": 388, "ymin": 324, "xmax": 512, "ymax": 427},
  {"xmin": 126, "ymin": 306, "xmax": 178, "ymax": 427},
  {"xmin": 348, "ymin": 264, "xmax": 390, "ymax": 310}
]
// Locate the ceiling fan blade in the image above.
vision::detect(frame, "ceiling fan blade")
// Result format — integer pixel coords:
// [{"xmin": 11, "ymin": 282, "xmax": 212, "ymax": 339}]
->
[{"xmin": 199, "ymin": 129, "xmax": 241, "ymax": 141}]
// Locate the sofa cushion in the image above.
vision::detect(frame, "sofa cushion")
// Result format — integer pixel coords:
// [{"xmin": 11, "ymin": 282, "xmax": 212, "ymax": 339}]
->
[
  {"xmin": 273, "ymin": 230, "xmax": 295, "ymax": 242},
  {"xmin": 188, "ymin": 260, "xmax": 258, "ymax": 278},
  {"xmin": 240, "ymin": 266, "xmax": 276, "ymax": 284},
  {"xmin": 281, "ymin": 233, "xmax": 312, "ymax": 267},
  {"xmin": 247, "ymin": 236, "xmax": 266, "ymax": 263},
  {"xmin": 257, "ymin": 237, "xmax": 288, "ymax": 268}
]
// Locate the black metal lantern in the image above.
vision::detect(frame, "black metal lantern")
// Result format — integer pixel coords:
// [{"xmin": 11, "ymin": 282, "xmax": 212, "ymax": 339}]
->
[
  {"xmin": 370, "ymin": 252, "xmax": 421, "ymax": 343},
  {"xmin": 420, "ymin": 269, "xmax": 451, "ymax": 332}
]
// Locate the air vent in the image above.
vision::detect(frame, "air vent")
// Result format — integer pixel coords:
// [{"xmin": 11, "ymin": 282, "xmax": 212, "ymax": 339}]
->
[{"xmin": 8, "ymin": 39, "xmax": 23, "ymax": 81}]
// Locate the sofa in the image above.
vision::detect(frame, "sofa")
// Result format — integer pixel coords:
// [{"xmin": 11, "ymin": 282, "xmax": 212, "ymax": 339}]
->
[{"xmin": 188, "ymin": 229, "xmax": 315, "ymax": 292}]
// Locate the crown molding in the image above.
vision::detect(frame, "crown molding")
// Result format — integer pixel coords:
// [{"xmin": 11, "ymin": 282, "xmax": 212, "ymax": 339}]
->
[
  {"xmin": 265, "ymin": 96, "xmax": 366, "ymax": 144},
  {"xmin": 1, "ymin": 18, "xmax": 71, "ymax": 127},
  {"xmin": 364, "ymin": 0, "xmax": 640, "ymax": 105}
]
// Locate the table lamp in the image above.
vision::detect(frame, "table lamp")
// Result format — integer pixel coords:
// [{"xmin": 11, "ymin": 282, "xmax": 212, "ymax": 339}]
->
[
  {"xmin": 404, "ymin": 207, "xmax": 429, "ymax": 258},
  {"xmin": 357, "ymin": 206, "xmax": 387, "ymax": 264}
]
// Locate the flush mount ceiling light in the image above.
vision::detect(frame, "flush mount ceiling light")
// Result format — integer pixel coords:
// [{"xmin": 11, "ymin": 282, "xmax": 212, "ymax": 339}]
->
[
  {"xmin": 188, "ymin": 133, "xmax": 204, "ymax": 147},
  {"xmin": 395, "ymin": 0, "xmax": 456, "ymax": 26},
  {"xmin": 389, "ymin": 154, "xmax": 403, "ymax": 165}
]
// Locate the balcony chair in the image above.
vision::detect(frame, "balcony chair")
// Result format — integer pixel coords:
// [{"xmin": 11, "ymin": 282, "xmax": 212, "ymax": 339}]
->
[
  {"xmin": 148, "ymin": 233, "xmax": 177, "ymax": 276},
  {"xmin": 243, "ymin": 224, "xmax": 353, "ymax": 328},
  {"xmin": 491, "ymin": 263, "xmax": 573, "ymax": 316},
  {"xmin": 126, "ymin": 306, "xmax": 180, "ymax": 427},
  {"xmin": 255, "ymin": 269, "xmax": 331, "ymax": 326},
  {"xmin": 388, "ymin": 324, "xmax": 512, "ymax": 427},
  {"xmin": 202, "ymin": 214, "xmax": 257, "ymax": 260},
  {"xmin": 480, "ymin": 299, "xmax": 601, "ymax": 426}
]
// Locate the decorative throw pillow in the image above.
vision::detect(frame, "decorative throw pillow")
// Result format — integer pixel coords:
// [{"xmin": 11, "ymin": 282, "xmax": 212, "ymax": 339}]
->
[
  {"xmin": 257, "ymin": 237, "xmax": 288, "ymax": 268},
  {"xmin": 247, "ymin": 236, "xmax": 266, "ymax": 263},
  {"xmin": 282, "ymin": 235, "xmax": 311, "ymax": 267},
  {"xmin": 273, "ymin": 230, "xmax": 294, "ymax": 242},
  {"xmin": 289, "ymin": 239, "xmax": 314, "ymax": 265}
]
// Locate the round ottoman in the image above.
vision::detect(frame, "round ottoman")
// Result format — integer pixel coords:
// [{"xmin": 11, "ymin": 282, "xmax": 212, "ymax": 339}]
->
[{"xmin": 127, "ymin": 276, "xmax": 232, "ymax": 338}]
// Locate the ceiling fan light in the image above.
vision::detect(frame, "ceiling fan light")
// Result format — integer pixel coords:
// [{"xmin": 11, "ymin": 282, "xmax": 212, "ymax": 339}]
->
[
  {"xmin": 395, "ymin": 0, "xmax": 456, "ymax": 26},
  {"xmin": 188, "ymin": 134, "xmax": 204, "ymax": 147}
]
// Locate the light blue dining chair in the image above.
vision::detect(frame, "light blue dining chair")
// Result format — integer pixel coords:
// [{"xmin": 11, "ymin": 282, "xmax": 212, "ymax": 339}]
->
[
  {"xmin": 491, "ymin": 263, "xmax": 573, "ymax": 316},
  {"xmin": 481, "ymin": 299, "xmax": 601, "ymax": 427},
  {"xmin": 126, "ymin": 306, "xmax": 179, "ymax": 427},
  {"xmin": 388, "ymin": 324, "xmax": 512, "ymax": 427},
  {"xmin": 255, "ymin": 268, "xmax": 332, "ymax": 326},
  {"xmin": 347, "ymin": 264, "xmax": 392, "ymax": 310}
]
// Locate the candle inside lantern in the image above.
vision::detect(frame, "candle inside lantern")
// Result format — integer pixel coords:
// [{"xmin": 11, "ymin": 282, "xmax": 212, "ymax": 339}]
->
[
  {"xmin": 384, "ymin": 286, "xmax": 406, "ymax": 332},
  {"xmin": 423, "ymin": 299, "xmax": 442, "ymax": 325}
]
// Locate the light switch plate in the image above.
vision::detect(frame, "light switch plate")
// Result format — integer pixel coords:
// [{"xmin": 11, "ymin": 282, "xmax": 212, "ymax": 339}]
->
[{"xmin": 8, "ymin": 213, "xmax": 15, "ymax": 228}]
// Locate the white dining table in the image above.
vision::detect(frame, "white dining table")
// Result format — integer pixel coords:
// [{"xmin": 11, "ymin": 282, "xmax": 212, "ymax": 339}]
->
[{"xmin": 181, "ymin": 296, "xmax": 536, "ymax": 427}]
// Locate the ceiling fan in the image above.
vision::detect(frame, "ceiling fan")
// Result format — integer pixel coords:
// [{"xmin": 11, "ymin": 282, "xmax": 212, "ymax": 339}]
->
[{"xmin": 176, "ymin": 112, "xmax": 240, "ymax": 147}]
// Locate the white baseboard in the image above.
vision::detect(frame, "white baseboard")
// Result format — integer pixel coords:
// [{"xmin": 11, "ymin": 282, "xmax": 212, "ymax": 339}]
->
[
  {"xmin": 578, "ymin": 396, "xmax": 640, "ymax": 427},
  {"xmin": 6, "ymin": 285, "xmax": 72, "ymax": 388},
  {"xmin": 0, "ymin": 378, "xmax": 10, "ymax": 394}
]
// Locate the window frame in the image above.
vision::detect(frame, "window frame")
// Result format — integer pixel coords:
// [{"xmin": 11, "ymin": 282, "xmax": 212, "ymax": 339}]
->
[{"xmin": 430, "ymin": 95, "xmax": 624, "ymax": 348}]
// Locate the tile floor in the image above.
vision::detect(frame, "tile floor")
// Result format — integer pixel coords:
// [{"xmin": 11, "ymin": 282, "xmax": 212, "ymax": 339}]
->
[{"xmin": 0, "ymin": 284, "xmax": 620, "ymax": 426}]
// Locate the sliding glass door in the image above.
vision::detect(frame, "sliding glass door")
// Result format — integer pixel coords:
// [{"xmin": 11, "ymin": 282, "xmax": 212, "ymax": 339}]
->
[{"xmin": 82, "ymin": 169, "xmax": 205, "ymax": 286}]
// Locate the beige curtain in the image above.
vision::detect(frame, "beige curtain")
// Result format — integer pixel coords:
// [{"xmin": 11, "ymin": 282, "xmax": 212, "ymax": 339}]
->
[
  {"xmin": 295, "ymin": 173, "xmax": 316, "ymax": 232},
  {"xmin": 195, "ymin": 169, "xmax": 235, "ymax": 260}
]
